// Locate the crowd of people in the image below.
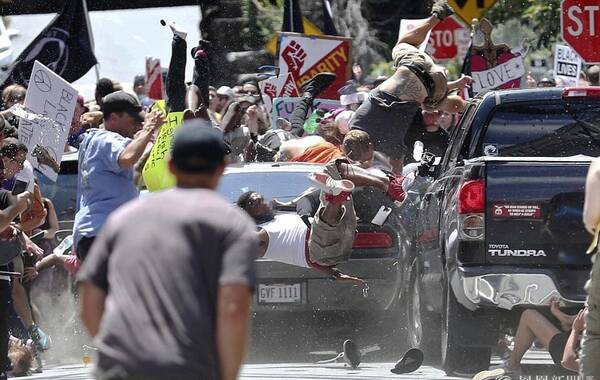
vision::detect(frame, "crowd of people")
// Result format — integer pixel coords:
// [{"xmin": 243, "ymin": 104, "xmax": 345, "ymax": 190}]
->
[{"xmin": 0, "ymin": 0, "xmax": 599, "ymax": 379}]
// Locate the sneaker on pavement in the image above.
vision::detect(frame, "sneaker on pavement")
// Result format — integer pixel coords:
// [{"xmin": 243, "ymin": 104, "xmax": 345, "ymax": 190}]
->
[
  {"xmin": 300, "ymin": 72, "xmax": 337, "ymax": 97},
  {"xmin": 28, "ymin": 324, "xmax": 51, "ymax": 352},
  {"xmin": 309, "ymin": 172, "xmax": 354, "ymax": 196},
  {"xmin": 431, "ymin": 0, "xmax": 454, "ymax": 20},
  {"xmin": 390, "ymin": 348, "xmax": 423, "ymax": 374},
  {"xmin": 472, "ymin": 360, "xmax": 521, "ymax": 380},
  {"xmin": 342, "ymin": 339, "xmax": 361, "ymax": 369}
]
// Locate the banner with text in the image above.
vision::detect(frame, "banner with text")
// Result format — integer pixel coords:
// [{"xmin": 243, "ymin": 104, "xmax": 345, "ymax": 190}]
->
[
  {"xmin": 271, "ymin": 97, "xmax": 341, "ymax": 128},
  {"xmin": 553, "ymin": 44, "xmax": 581, "ymax": 87},
  {"xmin": 277, "ymin": 33, "xmax": 351, "ymax": 100},
  {"xmin": 18, "ymin": 61, "xmax": 78, "ymax": 182},
  {"xmin": 142, "ymin": 100, "xmax": 183, "ymax": 192},
  {"xmin": 258, "ymin": 72, "xmax": 301, "ymax": 115}
]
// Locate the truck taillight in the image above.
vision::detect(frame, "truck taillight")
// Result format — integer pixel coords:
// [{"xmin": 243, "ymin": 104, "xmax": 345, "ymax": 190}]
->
[
  {"xmin": 352, "ymin": 231, "xmax": 393, "ymax": 249},
  {"xmin": 458, "ymin": 179, "xmax": 485, "ymax": 240},
  {"xmin": 562, "ymin": 87, "xmax": 600, "ymax": 98},
  {"xmin": 458, "ymin": 180, "xmax": 485, "ymax": 214}
]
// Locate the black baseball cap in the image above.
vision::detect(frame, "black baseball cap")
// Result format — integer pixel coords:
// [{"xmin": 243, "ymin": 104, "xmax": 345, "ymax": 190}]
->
[
  {"xmin": 171, "ymin": 119, "xmax": 229, "ymax": 172},
  {"xmin": 102, "ymin": 91, "xmax": 145, "ymax": 122}
]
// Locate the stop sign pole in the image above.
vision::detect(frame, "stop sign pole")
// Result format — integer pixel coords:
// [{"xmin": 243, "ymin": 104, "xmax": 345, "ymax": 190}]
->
[{"xmin": 561, "ymin": 0, "xmax": 600, "ymax": 63}]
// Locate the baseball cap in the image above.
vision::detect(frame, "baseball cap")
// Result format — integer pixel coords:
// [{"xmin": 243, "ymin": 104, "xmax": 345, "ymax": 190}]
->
[
  {"xmin": 171, "ymin": 119, "xmax": 229, "ymax": 172},
  {"xmin": 216, "ymin": 86, "xmax": 235, "ymax": 98},
  {"xmin": 102, "ymin": 91, "xmax": 145, "ymax": 123}
]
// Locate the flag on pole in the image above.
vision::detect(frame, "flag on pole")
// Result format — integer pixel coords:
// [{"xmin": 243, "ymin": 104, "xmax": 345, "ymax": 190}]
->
[
  {"xmin": 0, "ymin": 0, "xmax": 97, "ymax": 89},
  {"xmin": 282, "ymin": 0, "xmax": 304, "ymax": 33},
  {"xmin": 321, "ymin": 0, "xmax": 338, "ymax": 36},
  {"xmin": 459, "ymin": 43, "xmax": 473, "ymax": 99}
]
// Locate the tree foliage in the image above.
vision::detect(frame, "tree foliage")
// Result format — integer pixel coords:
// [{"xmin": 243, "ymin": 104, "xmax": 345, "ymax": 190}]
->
[{"xmin": 486, "ymin": 0, "xmax": 561, "ymax": 49}]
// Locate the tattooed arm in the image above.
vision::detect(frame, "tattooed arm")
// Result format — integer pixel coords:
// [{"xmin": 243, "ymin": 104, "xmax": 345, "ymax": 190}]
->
[{"xmin": 379, "ymin": 67, "xmax": 428, "ymax": 103}]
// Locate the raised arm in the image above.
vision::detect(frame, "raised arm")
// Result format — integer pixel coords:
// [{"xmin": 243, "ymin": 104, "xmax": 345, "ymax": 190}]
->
[{"xmin": 118, "ymin": 109, "xmax": 164, "ymax": 169}]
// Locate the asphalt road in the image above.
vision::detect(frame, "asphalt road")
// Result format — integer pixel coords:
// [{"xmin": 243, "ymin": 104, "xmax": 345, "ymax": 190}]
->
[{"xmin": 16, "ymin": 351, "xmax": 567, "ymax": 380}]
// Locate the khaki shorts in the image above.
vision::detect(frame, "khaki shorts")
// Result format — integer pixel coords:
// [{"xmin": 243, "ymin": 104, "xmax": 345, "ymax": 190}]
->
[
  {"xmin": 391, "ymin": 43, "xmax": 448, "ymax": 109},
  {"xmin": 308, "ymin": 160, "xmax": 357, "ymax": 266},
  {"xmin": 582, "ymin": 253, "xmax": 600, "ymax": 378}
]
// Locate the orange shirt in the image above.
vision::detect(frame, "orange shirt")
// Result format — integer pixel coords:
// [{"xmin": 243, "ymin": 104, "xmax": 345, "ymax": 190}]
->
[{"xmin": 291, "ymin": 142, "xmax": 343, "ymax": 164}]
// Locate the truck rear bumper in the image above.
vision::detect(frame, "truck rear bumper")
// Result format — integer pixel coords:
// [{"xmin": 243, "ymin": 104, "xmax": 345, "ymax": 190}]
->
[{"xmin": 458, "ymin": 267, "xmax": 587, "ymax": 310}]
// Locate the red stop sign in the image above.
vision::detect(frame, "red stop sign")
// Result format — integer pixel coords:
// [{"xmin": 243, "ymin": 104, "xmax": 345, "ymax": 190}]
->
[
  {"xmin": 427, "ymin": 16, "xmax": 467, "ymax": 60},
  {"xmin": 561, "ymin": 0, "xmax": 600, "ymax": 63}
]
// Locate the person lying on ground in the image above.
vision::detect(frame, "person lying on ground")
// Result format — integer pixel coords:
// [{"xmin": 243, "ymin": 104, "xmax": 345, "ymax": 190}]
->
[{"xmin": 473, "ymin": 301, "xmax": 585, "ymax": 379}]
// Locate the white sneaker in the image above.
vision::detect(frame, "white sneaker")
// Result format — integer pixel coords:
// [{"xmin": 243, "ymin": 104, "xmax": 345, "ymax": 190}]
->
[{"xmin": 308, "ymin": 172, "xmax": 354, "ymax": 196}]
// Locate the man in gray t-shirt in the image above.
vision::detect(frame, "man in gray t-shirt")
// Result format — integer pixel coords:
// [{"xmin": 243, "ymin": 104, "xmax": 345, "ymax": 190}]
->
[{"xmin": 78, "ymin": 120, "xmax": 257, "ymax": 380}]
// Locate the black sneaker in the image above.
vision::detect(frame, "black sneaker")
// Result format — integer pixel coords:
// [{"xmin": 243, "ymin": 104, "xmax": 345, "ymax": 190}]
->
[
  {"xmin": 342, "ymin": 339, "xmax": 361, "ymax": 369},
  {"xmin": 431, "ymin": 0, "xmax": 454, "ymax": 20},
  {"xmin": 300, "ymin": 72, "xmax": 337, "ymax": 97},
  {"xmin": 390, "ymin": 348, "xmax": 423, "ymax": 374}
]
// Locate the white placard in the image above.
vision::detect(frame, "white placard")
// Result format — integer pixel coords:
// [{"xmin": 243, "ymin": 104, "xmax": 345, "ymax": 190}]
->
[
  {"xmin": 18, "ymin": 61, "xmax": 78, "ymax": 181},
  {"xmin": 471, "ymin": 55, "xmax": 526, "ymax": 93},
  {"xmin": 554, "ymin": 44, "xmax": 581, "ymax": 87}
]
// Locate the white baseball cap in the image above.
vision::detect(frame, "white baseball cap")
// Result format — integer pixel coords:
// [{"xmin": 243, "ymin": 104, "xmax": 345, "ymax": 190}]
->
[{"xmin": 216, "ymin": 86, "xmax": 235, "ymax": 98}]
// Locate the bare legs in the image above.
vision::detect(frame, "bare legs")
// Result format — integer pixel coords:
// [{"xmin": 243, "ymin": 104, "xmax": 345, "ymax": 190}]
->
[{"xmin": 509, "ymin": 309, "xmax": 561, "ymax": 369}]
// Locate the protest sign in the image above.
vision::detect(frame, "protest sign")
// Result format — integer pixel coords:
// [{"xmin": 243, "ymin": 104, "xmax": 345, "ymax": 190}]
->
[
  {"xmin": 18, "ymin": 61, "xmax": 78, "ymax": 182},
  {"xmin": 469, "ymin": 19, "xmax": 526, "ymax": 93},
  {"xmin": 553, "ymin": 44, "xmax": 581, "ymax": 86},
  {"xmin": 277, "ymin": 33, "xmax": 351, "ymax": 100},
  {"xmin": 142, "ymin": 100, "xmax": 184, "ymax": 192},
  {"xmin": 271, "ymin": 97, "xmax": 341, "ymax": 128},
  {"xmin": 259, "ymin": 72, "xmax": 301, "ymax": 115}
]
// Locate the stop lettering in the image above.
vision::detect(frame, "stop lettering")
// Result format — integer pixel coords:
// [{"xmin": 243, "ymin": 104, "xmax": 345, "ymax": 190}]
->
[
  {"xmin": 561, "ymin": 0, "xmax": 600, "ymax": 63},
  {"xmin": 427, "ymin": 16, "xmax": 467, "ymax": 60}
]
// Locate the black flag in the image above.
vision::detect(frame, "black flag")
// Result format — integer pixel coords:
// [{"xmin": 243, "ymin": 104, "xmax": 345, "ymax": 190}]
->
[
  {"xmin": 0, "ymin": 0, "xmax": 97, "ymax": 88},
  {"xmin": 282, "ymin": 0, "xmax": 304, "ymax": 33},
  {"xmin": 321, "ymin": 0, "xmax": 338, "ymax": 36}
]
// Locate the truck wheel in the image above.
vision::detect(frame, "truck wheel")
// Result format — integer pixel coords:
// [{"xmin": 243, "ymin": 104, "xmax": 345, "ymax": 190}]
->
[
  {"xmin": 407, "ymin": 263, "xmax": 441, "ymax": 361},
  {"xmin": 441, "ymin": 282, "xmax": 491, "ymax": 376}
]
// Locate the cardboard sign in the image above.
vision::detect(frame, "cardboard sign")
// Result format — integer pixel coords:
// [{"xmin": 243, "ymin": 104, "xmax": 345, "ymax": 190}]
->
[
  {"xmin": 271, "ymin": 97, "xmax": 341, "ymax": 128},
  {"xmin": 471, "ymin": 55, "xmax": 525, "ymax": 92},
  {"xmin": 258, "ymin": 72, "xmax": 301, "ymax": 115},
  {"xmin": 469, "ymin": 18, "xmax": 526, "ymax": 94},
  {"xmin": 277, "ymin": 33, "xmax": 351, "ymax": 100},
  {"xmin": 553, "ymin": 44, "xmax": 581, "ymax": 86},
  {"xmin": 142, "ymin": 100, "xmax": 183, "ymax": 192},
  {"xmin": 18, "ymin": 61, "xmax": 78, "ymax": 182}
]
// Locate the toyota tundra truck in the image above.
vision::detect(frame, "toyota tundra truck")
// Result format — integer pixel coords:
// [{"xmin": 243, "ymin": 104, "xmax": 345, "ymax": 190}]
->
[{"xmin": 401, "ymin": 87, "xmax": 597, "ymax": 375}]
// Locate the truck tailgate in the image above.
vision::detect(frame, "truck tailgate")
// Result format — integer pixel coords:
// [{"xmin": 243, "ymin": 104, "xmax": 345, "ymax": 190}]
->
[{"xmin": 485, "ymin": 160, "xmax": 592, "ymax": 268}]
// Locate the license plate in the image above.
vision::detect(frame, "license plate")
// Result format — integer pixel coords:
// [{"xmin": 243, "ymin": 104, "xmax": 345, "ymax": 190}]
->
[{"xmin": 258, "ymin": 283, "xmax": 303, "ymax": 304}]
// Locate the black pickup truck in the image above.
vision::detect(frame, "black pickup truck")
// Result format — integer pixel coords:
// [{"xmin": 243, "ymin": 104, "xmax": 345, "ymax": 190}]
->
[{"xmin": 401, "ymin": 87, "xmax": 598, "ymax": 375}]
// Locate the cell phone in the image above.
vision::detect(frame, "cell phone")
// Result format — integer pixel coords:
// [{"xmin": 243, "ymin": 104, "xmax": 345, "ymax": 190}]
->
[
  {"xmin": 371, "ymin": 205, "xmax": 392, "ymax": 226},
  {"xmin": 11, "ymin": 180, "xmax": 29, "ymax": 195}
]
